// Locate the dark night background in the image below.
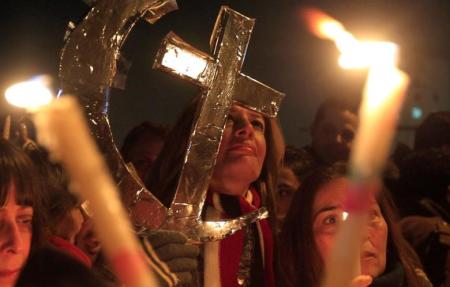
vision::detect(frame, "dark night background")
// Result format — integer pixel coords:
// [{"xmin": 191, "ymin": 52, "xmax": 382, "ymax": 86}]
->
[{"xmin": 0, "ymin": 0, "xmax": 449, "ymax": 148}]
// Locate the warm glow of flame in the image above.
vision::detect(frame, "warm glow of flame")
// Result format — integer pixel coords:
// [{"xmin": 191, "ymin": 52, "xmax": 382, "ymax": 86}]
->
[
  {"xmin": 364, "ymin": 65, "xmax": 405, "ymax": 111},
  {"xmin": 162, "ymin": 44, "xmax": 208, "ymax": 80},
  {"xmin": 5, "ymin": 76, "xmax": 54, "ymax": 110},
  {"xmin": 342, "ymin": 211, "xmax": 349, "ymax": 221},
  {"xmin": 338, "ymin": 41, "xmax": 397, "ymax": 69},
  {"xmin": 303, "ymin": 7, "xmax": 399, "ymax": 69},
  {"xmin": 302, "ymin": 8, "xmax": 346, "ymax": 40}
]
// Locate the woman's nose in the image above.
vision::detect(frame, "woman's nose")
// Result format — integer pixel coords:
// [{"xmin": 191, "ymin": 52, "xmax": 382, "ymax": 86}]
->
[
  {"xmin": 0, "ymin": 220, "xmax": 24, "ymax": 253},
  {"xmin": 361, "ymin": 221, "xmax": 378, "ymax": 242},
  {"xmin": 235, "ymin": 121, "xmax": 254, "ymax": 138}
]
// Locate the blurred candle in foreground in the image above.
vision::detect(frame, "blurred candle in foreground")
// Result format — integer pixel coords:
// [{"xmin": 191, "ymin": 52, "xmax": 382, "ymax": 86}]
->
[
  {"xmin": 303, "ymin": 8, "xmax": 409, "ymax": 179},
  {"xmin": 303, "ymin": 8, "xmax": 409, "ymax": 287},
  {"xmin": 5, "ymin": 78, "xmax": 159, "ymax": 287}
]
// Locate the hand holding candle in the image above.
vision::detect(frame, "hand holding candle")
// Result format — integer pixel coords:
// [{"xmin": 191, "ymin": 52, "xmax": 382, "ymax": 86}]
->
[{"xmin": 303, "ymin": 8, "xmax": 409, "ymax": 287}]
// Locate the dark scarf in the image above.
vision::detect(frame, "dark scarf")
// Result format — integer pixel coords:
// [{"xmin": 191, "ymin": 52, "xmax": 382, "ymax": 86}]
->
[{"xmin": 370, "ymin": 262, "xmax": 405, "ymax": 287}]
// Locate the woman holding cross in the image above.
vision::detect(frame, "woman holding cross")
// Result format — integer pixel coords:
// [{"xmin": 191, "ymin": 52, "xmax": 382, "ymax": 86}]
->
[{"xmin": 146, "ymin": 95, "xmax": 284, "ymax": 287}]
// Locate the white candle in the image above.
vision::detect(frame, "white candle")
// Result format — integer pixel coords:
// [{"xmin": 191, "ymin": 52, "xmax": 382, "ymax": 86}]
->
[
  {"xmin": 5, "ymin": 80, "xmax": 159, "ymax": 287},
  {"xmin": 351, "ymin": 65, "xmax": 408, "ymax": 179},
  {"xmin": 36, "ymin": 97, "xmax": 159, "ymax": 287},
  {"xmin": 303, "ymin": 8, "xmax": 409, "ymax": 287},
  {"xmin": 304, "ymin": 9, "xmax": 409, "ymax": 179}
]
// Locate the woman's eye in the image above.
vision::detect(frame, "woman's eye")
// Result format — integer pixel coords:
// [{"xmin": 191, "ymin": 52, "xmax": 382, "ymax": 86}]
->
[
  {"xmin": 251, "ymin": 119, "xmax": 265, "ymax": 130},
  {"xmin": 226, "ymin": 115, "xmax": 235, "ymax": 125},
  {"xmin": 315, "ymin": 213, "xmax": 341, "ymax": 234},
  {"xmin": 17, "ymin": 215, "xmax": 33, "ymax": 228},
  {"xmin": 341, "ymin": 129, "xmax": 355, "ymax": 142},
  {"xmin": 323, "ymin": 215, "xmax": 338, "ymax": 225},
  {"xmin": 278, "ymin": 188, "xmax": 293, "ymax": 198}
]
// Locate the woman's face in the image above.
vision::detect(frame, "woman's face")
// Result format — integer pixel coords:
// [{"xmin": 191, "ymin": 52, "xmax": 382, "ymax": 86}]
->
[
  {"xmin": 76, "ymin": 218, "xmax": 101, "ymax": 263},
  {"xmin": 0, "ymin": 185, "xmax": 33, "ymax": 287},
  {"xmin": 276, "ymin": 166, "xmax": 300, "ymax": 221},
  {"xmin": 210, "ymin": 105, "xmax": 267, "ymax": 196},
  {"xmin": 55, "ymin": 207, "xmax": 84, "ymax": 244},
  {"xmin": 312, "ymin": 177, "xmax": 388, "ymax": 278}
]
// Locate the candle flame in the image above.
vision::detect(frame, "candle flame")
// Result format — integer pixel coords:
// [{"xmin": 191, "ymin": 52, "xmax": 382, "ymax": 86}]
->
[
  {"xmin": 302, "ymin": 7, "xmax": 399, "ymax": 70},
  {"xmin": 302, "ymin": 8, "xmax": 346, "ymax": 40},
  {"xmin": 5, "ymin": 76, "xmax": 54, "ymax": 111},
  {"xmin": 302, "ymin": 7, "xmax": 406, "ymax": 132}
]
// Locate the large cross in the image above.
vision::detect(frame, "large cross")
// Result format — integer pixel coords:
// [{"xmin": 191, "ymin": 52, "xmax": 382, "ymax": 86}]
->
[
  {"xmin": 152, "ymin": 6, "xmax": 284, "ymax": 241},
  {"xmin": 59, "ymin": 0, "xmax": 284, "ymax": 242}
]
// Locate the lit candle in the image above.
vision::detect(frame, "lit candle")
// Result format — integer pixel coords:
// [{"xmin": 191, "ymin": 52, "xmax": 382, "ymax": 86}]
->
[
  {"xmin": 303, "ymin": 8, "xmax": 409, "ymax": 287},
  {"xmin": 5, "ymin": 78, "xmax": 159, "ymax": 287},
  {"xmin": 303, "ymin": 9, "xmax": 409, "ymax": 179}
]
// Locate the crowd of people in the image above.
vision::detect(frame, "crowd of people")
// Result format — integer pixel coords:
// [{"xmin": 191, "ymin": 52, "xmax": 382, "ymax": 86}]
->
[{"xmin": 0, "ymin": 96, "xmax": 448, "ymax": 287}]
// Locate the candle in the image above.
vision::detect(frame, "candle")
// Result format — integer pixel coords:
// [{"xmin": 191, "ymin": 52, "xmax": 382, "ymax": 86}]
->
[
  {"xmin": 5, "ymin": 79, "xmax": 159, "ymax": 287},
  {"xmin": 2, "ymin": 115, "xmax": 11, "ymax": 140},
  {"xmin": 303, "ymin": 8, "xmax": 409, "ymax": 179},
  {"xmin": 303, "ymin": 8, "xmax": 409, "ymax": 287}
]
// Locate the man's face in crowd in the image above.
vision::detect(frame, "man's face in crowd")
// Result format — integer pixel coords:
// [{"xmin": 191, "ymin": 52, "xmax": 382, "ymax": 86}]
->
[
  {"xmin": 311, "ymin": 108, "xmax": 357, "ymax": 164},
  {"xmin": 127, "ymin": 135, "xmax": 164, "ymax": 182}
]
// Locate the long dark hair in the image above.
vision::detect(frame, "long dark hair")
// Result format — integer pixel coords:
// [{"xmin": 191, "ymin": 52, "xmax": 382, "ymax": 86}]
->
[
  {"xmin": 0, "ymin": 139, "xmax": 46, "ymax": 249},
  {"xmin": 279, "ymin": 162, "xmax": 424, "ymax": 287}
]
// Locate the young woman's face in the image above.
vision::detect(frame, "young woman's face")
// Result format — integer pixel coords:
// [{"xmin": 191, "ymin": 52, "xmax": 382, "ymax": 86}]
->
[
  {"xmin": 0, "ymin": 185, "xmax": 33, "ymax": 287},
  {"xmin": 210, "ymin": 105, "xmax": 267, "ymax": 196},
  {"xmin": 312, "ymin": 178, "xmax": 388, "ymax": 278}
]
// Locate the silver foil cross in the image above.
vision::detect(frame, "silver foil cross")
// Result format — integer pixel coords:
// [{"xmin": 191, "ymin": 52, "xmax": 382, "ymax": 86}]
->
[
  {"xmin": 152, "ymin": 6, "xmax": 284, "ymax": 241},
  {"xmin": 58, "ymin": 0, "xmax": 284, "ymax": 243}
]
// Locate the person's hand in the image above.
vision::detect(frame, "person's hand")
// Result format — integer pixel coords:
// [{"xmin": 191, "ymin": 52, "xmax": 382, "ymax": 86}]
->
[
  {"xmin": 351, "ymin": 275, "xmax": 373, "ymax": 287},
  {"xmin": 140, "ymin": 230, "xmax": 199, "ymax": 287}
]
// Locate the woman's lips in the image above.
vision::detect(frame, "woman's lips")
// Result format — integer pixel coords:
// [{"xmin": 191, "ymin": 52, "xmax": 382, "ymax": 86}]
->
[
  {"xmin": 0, "ymin": 269, "xmax": 19, "ymax": 277},
  {"xmin": 361, "ymin": 251, "xmax": 377, "ymax": 260},
  {"xmin": 228, "ymin": 144, "xmax": 255, "ymax": 154}
]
